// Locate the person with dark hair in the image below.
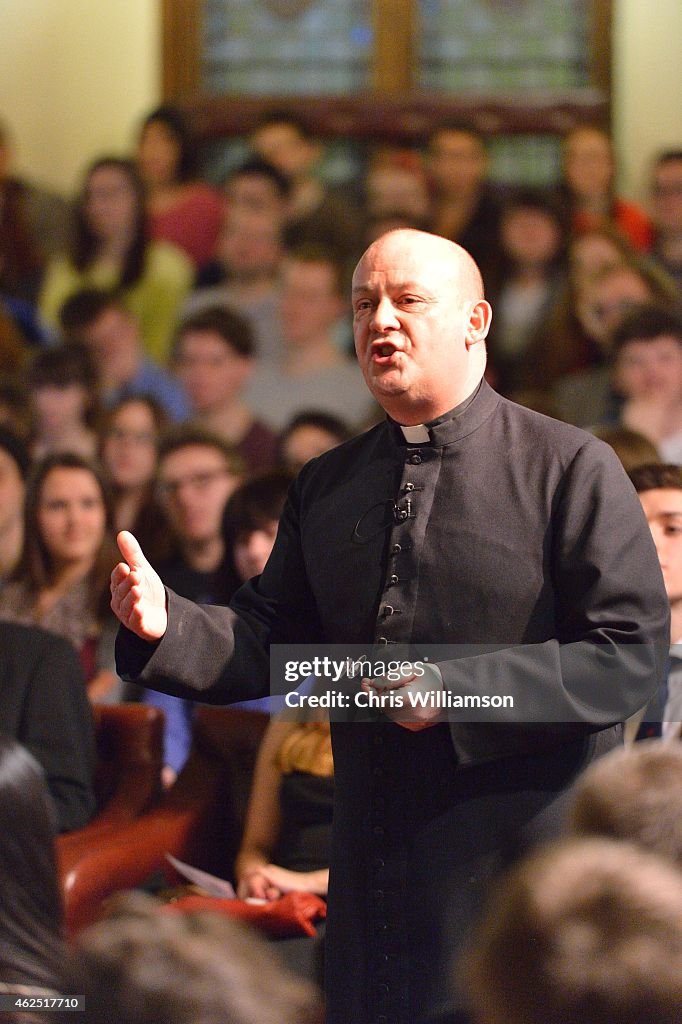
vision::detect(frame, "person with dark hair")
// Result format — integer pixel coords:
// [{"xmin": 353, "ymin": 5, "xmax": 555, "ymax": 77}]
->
[
  {"xmin": 460, "ymin": 838, "xmax": 682, "ymax": 1024},
  {"xmin": 485, "ymin": 187, "xmax": 570, "ymax": 396},
  {"xmin": 0, "ymin": 427, "xmax": 30, "ymax": 586},
  {"xmin": 249, "ymin": 112, "xmax": 363, "ymax": 270},
  {"xmin": 26, "ymin": 342, "xmax": 100, "ymax": 460},
  {"xmin": 60, "ymin": 288, "xmax": 190, "ymax": 421},
  {"xmin": 426, "ymin": 123, "xmax": 504, "ymax": 286},
  {"xmin": 56, "ymin": 891, "xmax": 322, "ymax": 1024},
  {"xmin": 277, "ymin": 411, "xmax": 352, "ymax": 473},
  {"xmin": 0, "ymin": 622, "xmax": 95, "ymax": 833},
  {"xmin": 649, "ymin": 148, "xmax": 682, "ymax": 295},
  {"xmin": 630, "ymin": 461, "xmax": 682, "ymax": 739},
  {"xmin": 136, "ymin": 104, "xmax": 223, "ymax": 271},
  {"xmin": 0, "ymin": 735, "xmax": 67, "ymax": 1013},
  {"xmin": 0, "ymin": 452, "xmax": 121, "ymax": 702},
  {"xmin": 569, "ymin": 740, "xmax": 682, "ymax": 864},
  {"xmin": 224, "ymin": 157, "xmax": 291, "ymax": 226},
  {"xmin": 559, "ymin": 125, "xmax": 654, "ymax": 250},
  {"xmin": 221, "ymin": 468, "xmax": 295, "ymax": 589},
  {"xmin": 609, "ymin": 305, "xmax": 682, "ymax": 461},
  {"xmin": 39, "ymin": 157, "xmax": 192, "ymax": 365},
  {"xmin": 113, "ymin": 229, "xmax": 668, "ymax": 1024},
  {"xmin": 143, "ymin": 426, "xmax": 243, "ymax": 784},
  {"xmin": 173, "ymin": 305, "xmax": 278, "ymax": 471}
]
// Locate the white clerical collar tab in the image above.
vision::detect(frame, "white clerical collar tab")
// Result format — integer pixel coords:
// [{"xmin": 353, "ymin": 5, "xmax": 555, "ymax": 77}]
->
[{"xmin": 400, "ymin": 424, "xmax": 430, "ymax": 443}]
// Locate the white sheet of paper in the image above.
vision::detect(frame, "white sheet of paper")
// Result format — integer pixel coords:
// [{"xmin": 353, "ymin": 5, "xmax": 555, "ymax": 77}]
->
[{"xmin": 165, "ymin": 853, "xmax": 237, "ymax": 899}]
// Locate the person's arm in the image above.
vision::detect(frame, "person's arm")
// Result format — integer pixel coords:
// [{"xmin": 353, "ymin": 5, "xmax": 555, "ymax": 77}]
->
[{"xmin": 112, "ymin": 473, "xmax": 323, "ymax": 704}]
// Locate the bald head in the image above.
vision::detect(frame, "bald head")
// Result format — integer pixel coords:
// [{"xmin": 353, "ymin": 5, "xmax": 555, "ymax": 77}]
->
[
  {"xmin": 354, "ymin": 229, "xmax": 485, "ymax": 302},
  {"xmin": 352, "ymin": 228, "xmax": 492, "ymax": 424}
]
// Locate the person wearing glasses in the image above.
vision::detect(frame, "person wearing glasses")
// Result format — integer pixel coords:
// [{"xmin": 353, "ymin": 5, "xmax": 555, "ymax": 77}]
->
[{"xmin": 141, "ymin": 425, "xmax": 242, "ymax": 785}]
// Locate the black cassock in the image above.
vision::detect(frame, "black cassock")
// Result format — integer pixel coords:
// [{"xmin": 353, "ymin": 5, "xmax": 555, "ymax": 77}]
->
[{"xmin": 118, "ymin": 380, "xmax": 669, "ymax": 1024}]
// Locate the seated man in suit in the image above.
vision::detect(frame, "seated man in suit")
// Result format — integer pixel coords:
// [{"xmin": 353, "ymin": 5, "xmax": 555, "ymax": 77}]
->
[{"xmin": 0, "ymin": 620, "xmax": 96, "ymax": 832}]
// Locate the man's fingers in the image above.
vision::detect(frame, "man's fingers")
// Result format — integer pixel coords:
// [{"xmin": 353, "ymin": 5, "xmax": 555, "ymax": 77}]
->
[{"xmin": 117, "ymin": 530, "xmax": 148, "ymax": 571}]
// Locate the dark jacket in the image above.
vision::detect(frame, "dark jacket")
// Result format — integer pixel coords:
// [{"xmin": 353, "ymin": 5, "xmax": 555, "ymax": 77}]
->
[
  {"xmin": 118, "ymin": 380, "xmax": 669, "ymax": 1023},
  {"xmin": 0, "ymin": 622, "xmax": 96, "ymax": 832}
]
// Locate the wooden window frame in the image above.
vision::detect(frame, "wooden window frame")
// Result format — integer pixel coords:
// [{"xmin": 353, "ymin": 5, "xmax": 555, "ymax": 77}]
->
[{"xmin": 162, "ymin": 0, "xmax": 612, "ymax": 144}]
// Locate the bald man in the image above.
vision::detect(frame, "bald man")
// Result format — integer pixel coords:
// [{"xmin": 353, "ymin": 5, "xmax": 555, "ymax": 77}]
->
[{"xmin": 112, "ymin": 230, "xmax": 668, "ymax": 1024}]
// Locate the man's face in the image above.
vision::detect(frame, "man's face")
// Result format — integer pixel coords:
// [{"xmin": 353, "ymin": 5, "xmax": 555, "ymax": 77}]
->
[
  {"xmin": 174, "ymin": 331, "xmax": 251, "ymax": 413},
  {"xmin": 352, "ymin": 230, "xmax": 490, "ymax": 423},
  {"xmin": 652, "ymin": 159, "xmax": 682, "ymax": 235},
  {"xmin": 157, "ymin": 445, "xmax": 238, "ymax": 546},
  {"xmin": 427, "ymin": 130, "xmax": 487, "ymax": 197},
  {"xmin": 0, "ymin": 449, "xmax": 24, "ymax": 538},
  {"xmin": 639, "ymin": 488, "xmax": 682, "ymax": 606},
  {"xmin": 281, "ymin": 259, "xmax": 345, "ymax": 347},
  {"xmin": 614, "ymin": 335, "xmax": 682, "ymax": 402}
]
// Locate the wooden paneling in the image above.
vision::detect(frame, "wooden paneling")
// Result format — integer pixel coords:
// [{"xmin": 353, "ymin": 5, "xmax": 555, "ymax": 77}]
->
[{"xmin": 161, "ymin": 0, "xmax": 203, "ymax": 100}]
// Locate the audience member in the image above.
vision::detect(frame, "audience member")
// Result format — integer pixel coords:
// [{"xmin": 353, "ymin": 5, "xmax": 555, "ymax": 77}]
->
[
  {"xmin": 591, "ymin": 424, "xmax": 660, "ymax": 472},
  {"xmin": 221, "ymin": 467, "xmax": 294, "ymax": 589},
  {"xmin": 426, "ymin": 123, "xmax": 503, "ymax": 285},
  {"xmin": 629, "ymin": 462, "xmax": 682, "ymax": 739},
  {"xmin": 461, "ymin": 838, "xmax": 682, "ymax": 1024},
  {"xmin": 650, "ymin": 149, "xmax": 682, "ymax": 296},
  {"xmin": 56, "ymin": 891, "xmax": 322, "ymax": 1024},
  {"xmin": 0, "ymin": 427, "xmax": 29, "ymax": 587},
  {"xmin": 609, "ymin": 305, "xmax": 682, "ymax": 461},
  {"xmin": 559, "ymin": 125, "xmax": 654, "ymax": 250},
  {"xmin": 0, "ymin": 621, "xmax": 95, "ymax": 832},
  {"xmin": 39, "ymin": 157, "xmax": 192, "ymax": 365},
  {"xmin": 187, "ymin": 206, "xmax": 285, "ymax": 361},
  {"xmin": 246, "ymin": 247, "xmax": 374, "ymax": 430},
  {"xmin": 569, "ymin": 741, "xmax": 682, "ymax": 865},
  {"xmin": 0, "ymin": 736, "xmax": 66, "ymax": 1010},
  {"xmin": 0, "ymin": 453, "xmax": 121, "ymax": 702},
  {"xmin": 173, "ymin": 305, "xmax": 278, "ymax": 471},
  {"xmin": 235, "ymin": 711, "xmax": 332, "ymax": 985},
  {"xmin": 99, "ymin": 395, "xmax": 171, "ymax": 563},
  {"xmin": 143, "ymin": 426, "xmax": 242, "ymax": 783},
  {"xmin": 249, "ymin": 111, "xmax": 362, "ymax": 271},
  {"xmin": 0, "ymin": 116, "xmax": 72, "ymax": 304},
  {"xmin": 222, "ymin": 157, "xmax": 291, "ymax": 237},
  {"xmin": 278, "ymin": 411, "xmax": 352, "ymax": 474},
  {"xmin": 554, "ymin": 261, "xmax": 676, "ymax": 425},
  {"xmin": 236, "ymin": 714, "xmax": 331, "ymax": 900},
  {"xmin": 26, "ymin": 343, "xmax": 100, "ymax": 460},
  {"xmin": 486, "ymin": 187, "xmax": 569, "ymax": 395},
  {"xmin": 136, "ymin": 104, "xmax": 222, "ymax": 271},
  {"xmin": 363, "ymin": 148, "xmax": 430, "ymax": 225},
  {"xmin": 59, "ymin": 288, "xmax": 190, "ymax": 421}
]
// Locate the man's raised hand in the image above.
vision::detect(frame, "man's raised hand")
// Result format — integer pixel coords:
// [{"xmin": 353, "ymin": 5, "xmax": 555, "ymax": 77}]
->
[{"xmin": 110, "ymin": 531, "xmax": 168, "ymax": 641}]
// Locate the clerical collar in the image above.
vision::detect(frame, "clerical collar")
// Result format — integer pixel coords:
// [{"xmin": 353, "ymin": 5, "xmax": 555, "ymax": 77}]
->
[{"xmin": 396, "ymin": 380, "xmax": 484, "ymax": 445}]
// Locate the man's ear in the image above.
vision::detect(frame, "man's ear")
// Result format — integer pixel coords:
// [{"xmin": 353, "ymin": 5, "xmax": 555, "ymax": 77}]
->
[{"xmin": 465, "ymin": 299, "xmax": 492, "ymax": 348}]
